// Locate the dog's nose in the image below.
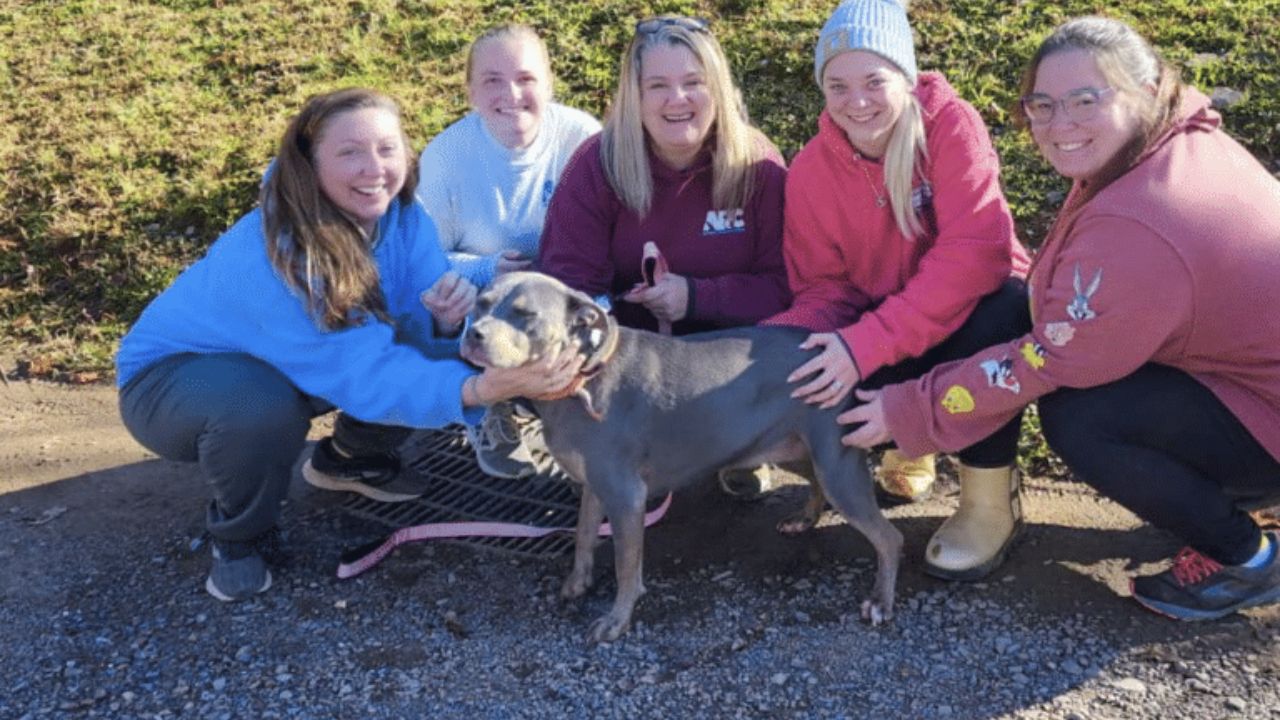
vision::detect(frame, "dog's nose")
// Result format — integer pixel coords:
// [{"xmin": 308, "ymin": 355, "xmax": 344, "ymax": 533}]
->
[{"xmin": 465, "ymin": 324, "xmax": 484, "ymax": 342}]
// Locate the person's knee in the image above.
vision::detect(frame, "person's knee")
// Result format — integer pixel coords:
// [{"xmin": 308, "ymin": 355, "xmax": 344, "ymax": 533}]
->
[
  {"xmin": 192, "ymin": 356, "xmax": 314, "ymax": 465},
  {"xmin": 988, "ymin": 277, "xmax": 1030, "ymax": 314},
  {"xmin": 1038, "ymin": 391, "xmax": 1091, "ymax": 465},
  {"xmin": 954, "ymin": 280, "xmax": 1031, "ymax": 351},
  {"xmin": 1038, "ymin": 390, "xmax": 1128, "ymax": 495},
  {"xmin": 207, "ymin": 392, "xmax": 312, "ymax": 455}
]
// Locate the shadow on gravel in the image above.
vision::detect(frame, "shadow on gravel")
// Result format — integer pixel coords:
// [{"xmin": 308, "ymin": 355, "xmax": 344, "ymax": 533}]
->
[{"xmin": 4, "ymin": 456, "xmax": 1278, "ymax": 718}]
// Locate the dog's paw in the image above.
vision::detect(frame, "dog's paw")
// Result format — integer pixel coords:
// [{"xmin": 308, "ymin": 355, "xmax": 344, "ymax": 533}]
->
[
  {"xmin": 587, "ymin": 612, "xmax": 631, "ymax": 644},
  {"xmin": 860, "ymin": 599, "xmax": 893, "ymax": 626},
  {"xmin": 560, "ymin": 571, "xmax": 593, "ymax": 600}
]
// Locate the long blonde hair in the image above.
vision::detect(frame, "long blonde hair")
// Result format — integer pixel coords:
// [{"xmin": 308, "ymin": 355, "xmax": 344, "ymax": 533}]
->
[
  {"xmin": 1017, "ymin": 16, "xmax": 1183, "ymax": 204},
  {"xmin": 261, "ymin": 88, "xmax": 418, "ymax": 330},
  {"xmin": 882, "ymin": 87, "xmax": 929, "ymax": 239},
  {"xmin": 601, "ymin": 18, "xmax": 765, "ymax": 216}
]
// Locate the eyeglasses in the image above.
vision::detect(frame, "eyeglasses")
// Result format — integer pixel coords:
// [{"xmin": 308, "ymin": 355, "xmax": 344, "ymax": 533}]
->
[
  {"xmin": 1021, "ymin": 87, "xmax": 1115, "ymax": 125},
  {"xmin": 634, "ymin": 16, "xmax": 710, "ymax": 35}
]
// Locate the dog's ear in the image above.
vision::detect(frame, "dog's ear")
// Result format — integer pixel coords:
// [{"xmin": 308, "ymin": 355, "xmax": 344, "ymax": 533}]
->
[{"xmin": 566, "ymin": 289, "xmax": 610, "ymax": 354}]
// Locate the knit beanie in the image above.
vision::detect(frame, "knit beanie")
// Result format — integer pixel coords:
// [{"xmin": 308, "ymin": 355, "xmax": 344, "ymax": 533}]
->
[{"xmin": 814, "ymin": 0, "xmax": 917, "ymax": 85}]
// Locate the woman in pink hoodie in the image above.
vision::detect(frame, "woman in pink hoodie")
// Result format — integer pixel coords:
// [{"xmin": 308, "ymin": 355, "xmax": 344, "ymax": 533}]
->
[
  {"xmin": 845, "ymin": 16, "xmax": 1280, "ymax": 621},
  {"xmin": 770, "ymin": 0, "xmax": 1030, "ymax": 580}
]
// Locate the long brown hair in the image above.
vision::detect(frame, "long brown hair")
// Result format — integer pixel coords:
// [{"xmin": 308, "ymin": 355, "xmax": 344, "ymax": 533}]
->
[
  {"xmin": 261, "ymin": 88, "xmax": 418, "ymax": 330},
  {"xmin": 1016, "ymin": 16, "xmax": 1183, "ymax": 207}
]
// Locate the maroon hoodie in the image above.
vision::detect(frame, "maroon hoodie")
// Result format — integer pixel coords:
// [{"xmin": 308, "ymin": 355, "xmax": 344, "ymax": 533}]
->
[{"xmin": 538, "ymin": 133, "xmax": 790, "ymax": 334}]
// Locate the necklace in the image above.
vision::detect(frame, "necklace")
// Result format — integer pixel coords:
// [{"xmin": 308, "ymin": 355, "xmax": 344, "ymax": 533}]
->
[{"xmin": 854, "ymin": 152, "xmax": 887, "ymax": 208}]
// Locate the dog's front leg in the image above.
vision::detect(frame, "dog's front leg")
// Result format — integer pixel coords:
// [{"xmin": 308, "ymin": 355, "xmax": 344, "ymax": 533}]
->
[
  {"xmin": 561, "ymin": 486, "xmax": 604, "ymax": 600},
  {"xmin": 588, "ymin": 484, "xmax": 646, "ymax": 644}
]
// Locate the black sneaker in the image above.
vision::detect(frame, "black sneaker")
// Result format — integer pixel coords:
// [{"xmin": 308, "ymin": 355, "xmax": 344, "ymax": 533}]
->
[
  {"xmin": 302, "ymin": 437, "xmax": 424, "ymax": 503},
  {"xmin": 206, "ymin": 538, "xmax": 272, "ymax": 602},
  {"xmin": 1130, "ymin": 532, "xmax": 1280, "ymax": 621}
]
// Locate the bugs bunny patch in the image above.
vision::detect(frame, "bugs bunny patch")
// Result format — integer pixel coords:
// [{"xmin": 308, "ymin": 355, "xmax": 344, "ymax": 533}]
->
[{"xmin": 1067, "ymin": 263, "xmax": 1103, "ymax": 321}]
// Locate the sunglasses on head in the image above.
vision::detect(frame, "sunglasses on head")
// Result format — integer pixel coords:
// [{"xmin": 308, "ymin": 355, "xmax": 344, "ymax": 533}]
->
[{"xmin": 634, "ymin": 16, "xmax": 710, "ymax": 35}]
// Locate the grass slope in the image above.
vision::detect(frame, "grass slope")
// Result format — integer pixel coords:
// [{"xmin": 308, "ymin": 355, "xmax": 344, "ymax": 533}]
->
[{"xmin": 1, "ymin": 0, "xmax": 1277, "ymax": 379}]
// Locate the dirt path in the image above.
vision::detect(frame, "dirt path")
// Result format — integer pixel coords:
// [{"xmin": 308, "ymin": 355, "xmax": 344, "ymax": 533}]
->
[{"xmin": 2, "ymin": 379, "xmax": 1277, "ymax": 718}]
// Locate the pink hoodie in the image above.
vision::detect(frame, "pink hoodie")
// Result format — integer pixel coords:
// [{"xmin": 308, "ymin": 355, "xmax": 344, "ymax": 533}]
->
[
  {"xmin": 767, "ymin": 72, "xmax": 1029, "ymax": 378},
  {"xmin": 884, "ymin": 89, "xmax": 1280, "ymax": 462}
]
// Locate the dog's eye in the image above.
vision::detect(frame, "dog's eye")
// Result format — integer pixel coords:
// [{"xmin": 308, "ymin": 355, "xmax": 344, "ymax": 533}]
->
[
  {"xmin": 512, "ymin": 306, "xmax": 538, "ymax": 319},
  {"xmin": 474, "ymin": 297, "xmax": 492, "ymax": 313}
]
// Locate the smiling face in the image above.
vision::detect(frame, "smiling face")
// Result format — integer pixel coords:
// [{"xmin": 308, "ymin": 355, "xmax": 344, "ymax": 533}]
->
[
  {"xmin": 467, "ymin": 35, "xmax": 551, "ymax": 149},
  {"xmin": 312, "ymin": 106, "xmax": 407, "ymax": 236},
  {"xmin": 639, "ymin": 42, "xmax": 716, "ymax": 170},
  {"xmin": 1030, "ymin": 49, "xmax": 1145, "ymax": 182},
  {"xmin": 821, "ymin": 50, "xmax": 911, "ymax": 159}
]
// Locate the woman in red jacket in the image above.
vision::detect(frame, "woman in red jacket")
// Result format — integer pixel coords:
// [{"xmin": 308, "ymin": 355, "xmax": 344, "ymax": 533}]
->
[
  {"xmin": 845, "ymin": 16, "xmax": 1280, "ymax": 620},
  {"xmin": 772, "ymin": 0, "xmax": 1030, "ymax": 580}
]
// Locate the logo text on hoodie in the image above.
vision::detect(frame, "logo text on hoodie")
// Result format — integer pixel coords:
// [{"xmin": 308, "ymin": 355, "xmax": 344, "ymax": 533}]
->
[{"xmin": 703, "ymin": 208, "xmax": 746, "ymax": 235}]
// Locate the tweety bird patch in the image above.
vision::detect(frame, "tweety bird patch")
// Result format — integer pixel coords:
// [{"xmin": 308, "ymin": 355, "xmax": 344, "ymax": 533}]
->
[
  {"xmin": 1021, "ymin": 342, "xmax": 1046, "ymax": 370},
  {"xmin": 941, "ymin": 385, "xmax": 975, "ymax": 415}
]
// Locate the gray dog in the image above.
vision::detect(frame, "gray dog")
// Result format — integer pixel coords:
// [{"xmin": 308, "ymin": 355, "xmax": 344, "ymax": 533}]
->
[{"xmin": 460, "ymin": 272, "xmax": 903, "ymax": 643}]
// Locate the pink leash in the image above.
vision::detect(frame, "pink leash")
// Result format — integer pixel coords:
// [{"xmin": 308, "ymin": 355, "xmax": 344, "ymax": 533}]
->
[
  {"xmin": 337, "ymin": 492, "xmax": 673, "ymax": 579},
  {"xmin": 339, "ymin": 248, "xmax": 680, "ymax": 579},
  {"xmin": 641, "ymin": 241, "xmax": 673, "ymax": 336}
]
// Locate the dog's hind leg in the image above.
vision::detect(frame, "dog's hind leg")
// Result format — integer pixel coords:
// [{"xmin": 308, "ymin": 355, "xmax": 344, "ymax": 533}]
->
[
  {"xmin": 814, "ymin": 448, "xmax": 903, "ymax": 625},
  {"xmin": 586, "ymin": 476, "xmax": 648, "ymax": 644},
  {"xmin": 777, "ymin": 482, "xmax": 828, "ymax": 535},
  {"xmin": 561, "ymin": 486, "xmax": 605, "ymax": 600}
]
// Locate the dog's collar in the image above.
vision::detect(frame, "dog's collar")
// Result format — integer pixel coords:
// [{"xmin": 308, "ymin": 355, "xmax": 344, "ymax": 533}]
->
[
  {"xmin": 532, "ymin": 313, "xmax": 619, "ymax": 408},
  {"xmin": 579, "ymin": 312, "xmax": 620, "ymax": 376}
]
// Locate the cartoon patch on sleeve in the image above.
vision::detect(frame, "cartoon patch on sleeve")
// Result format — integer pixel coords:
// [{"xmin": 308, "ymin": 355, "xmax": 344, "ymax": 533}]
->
[
  {"xmin": 941, "ymin": 385, "xmax": 975, "ymax": 415},
  {"xmin": 980, "ymin": 357, "xmax": 1022, "ymax": 394},
  {"xmin": 1067, "ymin": 263, "xmax": 1102, "ymax": 321},
  {"xmin": 1043, "ymin": 321, "xmax": 1075, "ymax": 347},
  {"xmin": 1020, "ymin": 341, "xmax": 1046, "ymax": 370}
]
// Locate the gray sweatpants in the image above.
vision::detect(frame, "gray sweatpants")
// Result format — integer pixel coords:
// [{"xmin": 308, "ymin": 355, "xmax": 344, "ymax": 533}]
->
[{"xmin": 118, "ymin": 352, "xmax": 410, "ymax": 542}]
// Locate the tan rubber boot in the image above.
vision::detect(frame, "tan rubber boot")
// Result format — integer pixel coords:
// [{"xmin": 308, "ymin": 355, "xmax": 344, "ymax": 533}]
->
[
  {"xmin": 924, "ymin": 464, "xmax": 1022, "ymax": 581},
  {"xmin": 876, "ymin": 449, "xmax": 937, "ymax": 502}
]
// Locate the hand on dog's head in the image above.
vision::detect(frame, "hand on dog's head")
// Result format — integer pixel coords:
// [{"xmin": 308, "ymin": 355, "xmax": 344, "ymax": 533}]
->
[{"xmin": 461, "ymin": 272, "xmax": 611, "ymax": 370}]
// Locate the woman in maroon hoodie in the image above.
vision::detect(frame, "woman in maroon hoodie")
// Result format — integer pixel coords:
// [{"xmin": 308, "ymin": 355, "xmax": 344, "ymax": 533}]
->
[
  {"xmin": 539, "ymin": 15, "xmax": 790, "ymax": 497},
  {"xmin": 846, "ymin": 16, "xmax": 1280, "ymax": 621},
  {"xmin": 771, "ymin": 0, "xmax": 1031, "ymax": 580}
]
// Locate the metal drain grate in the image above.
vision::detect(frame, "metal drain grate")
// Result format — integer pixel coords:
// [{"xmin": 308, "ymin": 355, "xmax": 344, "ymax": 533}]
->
[{"xmin": 339, "ymin": 424, "xmax": 581, "ymax": 559}]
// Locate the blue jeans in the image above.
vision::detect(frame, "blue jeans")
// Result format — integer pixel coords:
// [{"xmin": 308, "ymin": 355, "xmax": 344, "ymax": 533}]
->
[
  {"xmin": 1040, "ymin": 363, "xmax": 1280, "ymax": 565},
  {"xmin": 118, "ymin": 353, "xmax": 410, "ymax": 542}
]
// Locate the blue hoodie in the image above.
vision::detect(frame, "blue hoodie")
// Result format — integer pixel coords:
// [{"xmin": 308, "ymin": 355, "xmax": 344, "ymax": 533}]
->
[{"xmin": 116, "ymin": 199, "xmax": 482, "ymax": 429}]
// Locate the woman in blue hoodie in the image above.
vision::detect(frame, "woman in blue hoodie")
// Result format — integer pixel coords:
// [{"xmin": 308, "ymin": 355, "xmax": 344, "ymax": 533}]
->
[{"xmin": 116, "ymin": 88, "xmax": 579, "ymax": 602}]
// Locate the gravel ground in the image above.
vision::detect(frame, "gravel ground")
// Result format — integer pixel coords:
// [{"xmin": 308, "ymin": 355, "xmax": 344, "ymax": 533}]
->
[{"xmin": 2, "ymin": 382, "xmax": 1279, "ymax": 719}]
